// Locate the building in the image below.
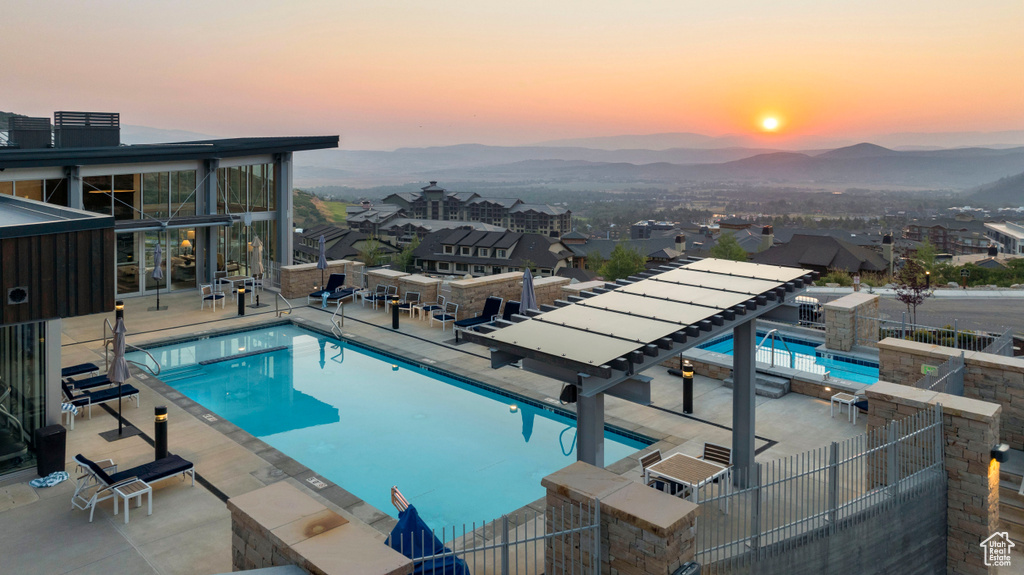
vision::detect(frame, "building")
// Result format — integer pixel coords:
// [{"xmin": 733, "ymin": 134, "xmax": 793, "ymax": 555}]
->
[
  {"xmin": 630, "ymin": 220, "xmax": 678, "ymax": 239},
  {"xmin": 567, "ymin": 235, "xmax": 687, "ymax": 271},
  {"xmin": 379, "ymin": 181, "xmax": 572, "ymax": 237},
  {"xmin": 0, "ymin": 111, "xmax": 337, "ymax": 475},
  {"xmin": 903, "ymin": 218, "xmax": 991, "ymax": 255},
  {"xmin": 751, "ymin": 234, "xmax": 889, "ymax": 274},
  {"xmin": 293, "ymin": 224, "xmax": 400, "ymax": 265},
  {"xmin": 985, "ymin": 221, "xmax": 1024, "ymax": 255},
  {"xmin": 413, "ymin": 229, "xmax": 574, "ymax": 277}
]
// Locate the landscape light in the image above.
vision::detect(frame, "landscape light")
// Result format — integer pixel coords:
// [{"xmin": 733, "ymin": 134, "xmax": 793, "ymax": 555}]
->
[{"xmin": 682, "ymin": 360, "xmax": 694, "ymax": 379}]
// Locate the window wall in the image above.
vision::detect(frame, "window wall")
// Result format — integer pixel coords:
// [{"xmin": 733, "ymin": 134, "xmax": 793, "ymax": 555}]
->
[
  {"xmin": 217, "ymin": 220, "xmax": 276, "ymax": 277},
  {"xmin": 216, "ymin": 164, "xmax": 276, "ymax": 214},
  {"xmin": 0, "ymin": 179, "xmax": 68, "ymax": 205},
  {"xmin": 0, "ymin": 321, "xmax": 47, "ymax": 475}
]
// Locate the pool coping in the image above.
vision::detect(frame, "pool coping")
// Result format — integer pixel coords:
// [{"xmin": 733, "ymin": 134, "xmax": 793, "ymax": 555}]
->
[{"xmin": 128, "ymin": 315, "xmax": 675, "ymax": 539}]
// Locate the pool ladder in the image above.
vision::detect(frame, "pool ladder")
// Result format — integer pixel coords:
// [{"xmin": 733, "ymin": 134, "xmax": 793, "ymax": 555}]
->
[
  {"xmin": 756, "ymin": 329, "xmax": 796, "ymax": 369},
  {"xmin": 330, "ymin": 302, "xmax": 345, "ymax": 338}
]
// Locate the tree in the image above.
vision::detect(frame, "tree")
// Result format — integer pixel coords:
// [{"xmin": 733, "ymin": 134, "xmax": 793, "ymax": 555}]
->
[
  {"xmin": 599, "ymin": 242, "xmax": 647, "ymax": 281},
  {"xmin": 391, "ymin": 237, "xmax": 420, "ymax": 273},
  {"xmin": 709, "ymin": 234, "xmax": 748, "ymax": 261},
  {"xmin": 915, "ymin": 239, "xmax": 937, "ymax": 271},
  {"xmin": 894, "ymin": 259, "xmax": 931, "ymax": 325},
  {"xmin": 585, "ymin": 249, "xmax": 606, "ymax": 272},
  {"xmin": 357, "ymin": 237, "xmax": 386, "ymax": 267}
]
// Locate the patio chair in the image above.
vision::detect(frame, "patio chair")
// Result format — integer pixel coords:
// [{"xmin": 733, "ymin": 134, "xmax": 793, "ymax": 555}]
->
[
  {"xmin": 639, "ymin": 449, "xmax": 686, "ymax": 495},
  {"xmin": 417, "ymin": 295, "xmax": 445, "ymax": 321},
  {"xmin": 61, "ymin": 363, "xmax": 100, "ymax": 379},
  {"xmin": 308, "ymin": 273, "xmax": 347, "ymax": 304},
  {"xmin": 396, "ymin": 292, "xmax": 420, "ymax": 316},
  {"xmin": 61, "ymin": 381, "xmax": 140, "ymax": 426},
  {"xmin": 371, "ymin": 285, "xmax": 399, "ymax": 310},
  {"xmin": 200, "ymin": 284, "xmax": 225, "ymax": 311},
  {"xmin": 699, "ymin": 442, "xmax": 733, "ymax": 510},
  {"xmin": 453, "ymin": 296, "xmax": 503, "ymax": 341},
  {"xmin": 72, "ymin": 453, "xmax": 195, "ymax": 523},
  {"xmin": 430, "ymin": 302, "xmax": 459, "ymax": 331}
]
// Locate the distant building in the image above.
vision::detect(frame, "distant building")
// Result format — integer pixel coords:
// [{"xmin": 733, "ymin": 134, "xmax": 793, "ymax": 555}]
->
[
  {"xmin": 751, "ymin": 234, "xmax": 888, "ymax": 274},
  {"xmin": 379, "ymin": 181, "xmax": 572, "ymax": 237},
  {"xmin": 984, "ymin": 221, "xmax": 1024, "ymax": 256},
  {"xmin": 413, "ymin": 229, "xmax": 573, "ymax": 278},
  {"xmin": 293, "ymin": 224, "xmax": 400, "ymax": 264},
  {"xmin": 903, "ymin": 218, "xmax": 990, "ymax": 255},
  {"xmin": 567, "ymin": 235, "xmax": 687, "ymax": 271},
  {"xmin": 630, "ymin": 220, "xmax": 679, "ymax": 239}
]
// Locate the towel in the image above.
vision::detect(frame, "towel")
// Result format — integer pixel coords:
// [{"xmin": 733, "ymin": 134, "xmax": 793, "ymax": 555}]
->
[
  {"xmin": 61, "ymin": 403, "xmax": 79, "ymax": 416},
  {"xmin": 30, "ymin": 471, "xmax": 69, "ymax": 488}
]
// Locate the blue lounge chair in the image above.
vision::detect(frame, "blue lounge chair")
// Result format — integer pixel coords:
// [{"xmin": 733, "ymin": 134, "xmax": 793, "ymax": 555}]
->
[
  {"xmin": 64, "ymin": 374, "xmax": 114, "ymax": 391},
  {"xmin": 61, "ymin": 363, "xmax": 100, "ymax": 379},
  {"xmin": 388, "ymin": 503, "xmax": 469, "ymax": 575},
  {"xmin": 453, "ymin": 296, "xmax": 503, "ymax": 341},
  {"xmin": 72, "ymin": 453, "xmax": 195, "ymax": 522},
  {"xmin": 61, "ymin": 382, "xmax": 139, "ymax": 426},
  {"xmin": 308, "ymin": 273, "xmax": 347, "ymax": 304}
]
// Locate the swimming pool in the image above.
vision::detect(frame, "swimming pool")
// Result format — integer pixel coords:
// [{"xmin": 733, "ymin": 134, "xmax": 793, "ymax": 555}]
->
[
  {"xmin": 128, "ymin": 324, "xmax": 648, "ymax": 529},
  {"xmin": 697, "ymin": 331, "xmax": 879, "ymax": 384}
]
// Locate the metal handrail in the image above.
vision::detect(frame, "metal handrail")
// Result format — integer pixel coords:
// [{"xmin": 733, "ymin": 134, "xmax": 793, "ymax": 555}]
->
[
  {"xmin": 125, "ymin": 344, "xmax": 162, "ymax": 377},
  {"xmin": 276, "ymin": 292, "xmax": 293, "ymax": 317},
  {"xmin": 330, "ymin": 302, "xmax": 345, "ymax": 337},
  {"xmin": 756, "ymin": 329, "xmax": 795, "ymax": 369}
]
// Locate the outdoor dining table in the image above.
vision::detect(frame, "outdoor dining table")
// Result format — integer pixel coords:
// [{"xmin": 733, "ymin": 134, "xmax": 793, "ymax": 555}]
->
[
  {"xmin": 644, "ymin": 452, "xmax": 729, "ymax": 502},
  {"xmin": 218, "ymin": 275, "xmax": 254, "ymax": 302}
]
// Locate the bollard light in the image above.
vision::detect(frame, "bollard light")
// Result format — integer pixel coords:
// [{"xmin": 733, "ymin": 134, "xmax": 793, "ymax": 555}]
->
[
  {"xmin": 154, "ymin": 406, "xmax": 168, "ymax": 460},
  {"xmin": 115, "ymin": 300, "xmax": 125, "ymax": 321},
  {"xmin": 392, "ymin": 297, "xmax": 401, "ymax": 329},
  {"xmin": 925, "ymin": 270, "xmax": 930, "ymax": 290},
  {"xmin": 237, "ymin": 287, "xmax": 246, "ymax": 316},
  {"xmin": 682, "ymin": 360, "xmax": 694, "ymax": 414}
]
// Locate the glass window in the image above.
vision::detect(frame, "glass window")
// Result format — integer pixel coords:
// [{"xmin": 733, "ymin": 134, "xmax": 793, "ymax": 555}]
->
[
  {"xmin": 0, "ymin": 181, "xmax": 12, "ymax": 196},
  {"xmin": 111, "ymin": 174, "xmax": 140, "ymax": 220},
  {"xmin": 0, "ymin": 321, "xmax": 47, "ymax": 474},
  {"xmin": 143, "ymin": 172, "xmax": 169, "ymax": 218},
  {"xmin": 15, "ymin": 180, "xmax": 44, "ymax": 202},
  {"xmin": 171, "ymin": 171, "xmax": 196, "ymax": 217},
  {"xmin": 438, "ymin": 262, "xmax": 450, "ymax": 271},
  {"xmin": 82, "ymin": 175, "xmax": 112, "ymax": 215},
  {"xmin": 43, "ymin": 178, "xmax": 69, "ymax": 206},
  {"xmin": 455, "ymin": 263, "xmax": 468, "ymax": 272}
]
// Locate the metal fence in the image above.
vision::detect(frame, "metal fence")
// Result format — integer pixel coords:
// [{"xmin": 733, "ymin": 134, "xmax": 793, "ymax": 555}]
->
[
  {"xmin": 855, "ymin": 313, "xmax": 1005, "ymax": 352},
  {"xmin": 695, "ymin": 404, "xmax": 945, "ymax": 574},
  {"xmin": 913, "ymin": 352, "xmax": 965, "ymax": 396},
  {"xmin": 388, "ymin": 499, "xmax": 601, "ymax": 575},
  {"xmin": 982, "ymin": 329, "xmax": 1016, "ymax": 357}
]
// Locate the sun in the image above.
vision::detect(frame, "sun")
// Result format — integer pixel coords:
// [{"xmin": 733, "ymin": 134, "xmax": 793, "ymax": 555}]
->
[{"xmin": 762, "ymin": 117, "xmax": 779, "ymax": 131}]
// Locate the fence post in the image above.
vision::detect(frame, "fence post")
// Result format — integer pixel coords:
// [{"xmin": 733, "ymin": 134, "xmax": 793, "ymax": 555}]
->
[
  {"xmin": 750, "ymin": 462, "xmax": 761, "ymax": 554},
  {"xmin": 593, "ymin": 500, "xmax": 601, "ymax": 575},
  {"xmin": 954, "ymin": 319, "xmax": 958, "ymax": 350},
  {"xmin": 901, "ymin": 312, "xmax": 906, "ymax": 339},
  {"xmin": 827, "ymin": 442, "xmax": 838, "ymax": 531},
  {"xmin": 886, "ymin": 422, "xmax": 898, "ymax": 498},
  {"xmin": 500, "ymin": 514, "xmax": 509, "ymax": 575}
]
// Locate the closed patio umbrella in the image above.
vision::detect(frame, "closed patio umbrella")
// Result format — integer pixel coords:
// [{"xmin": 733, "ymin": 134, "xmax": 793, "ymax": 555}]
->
[
  {"xmin": 250, "ymin": 235, "xmax": 265, "ymax": 278},
  {"xmin": 151, "ymin": 244, "xmax": 165, "ymax": 311},
  {"xmin": 317, "ymin": 235, "xmax": 328, "ymax": 288},
  {"xmin": 520, "ymin": 267, "xmax": 537, "ymax": 312},
  {"xmin": 108, "ymin": 317, "xmax": 132, "ymax": 437}
]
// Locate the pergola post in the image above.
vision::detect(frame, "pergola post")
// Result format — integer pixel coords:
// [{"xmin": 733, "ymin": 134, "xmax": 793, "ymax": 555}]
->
[
  {"xmin": 732, "ymin": 320, "xmax": 756, "ymax": 488},
  {"xmin": 577, "ymin": 392, "xmax": 605, "ymax": 467}
]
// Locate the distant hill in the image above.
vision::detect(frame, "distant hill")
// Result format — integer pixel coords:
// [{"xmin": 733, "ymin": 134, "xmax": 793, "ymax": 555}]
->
[
  {"xmin": 532, "ymin": 132, "xmax": 755, "ymax": 150},
  {"xmin": 817, "ymin": 143, "xmax": 899, "ymax": 159},
  {"xmin": 971, "ymin": 172, "xmax": 1024, "ymax": 206}
]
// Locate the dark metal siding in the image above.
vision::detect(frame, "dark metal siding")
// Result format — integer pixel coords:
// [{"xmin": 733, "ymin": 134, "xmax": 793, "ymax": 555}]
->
[{"xmin": 0, "ymin": 228, "xmax": 114, "ymax": 324}]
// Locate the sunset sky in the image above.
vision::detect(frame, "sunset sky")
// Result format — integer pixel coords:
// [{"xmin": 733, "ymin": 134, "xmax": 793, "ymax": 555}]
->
[{"xmin": 4, "ymin": 1, "xmax": 1023, "ymax": 150}]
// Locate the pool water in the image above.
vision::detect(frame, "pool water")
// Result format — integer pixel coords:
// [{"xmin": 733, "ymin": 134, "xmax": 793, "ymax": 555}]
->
[
  {"xmin": 698, "ymin": 332, "xmax": 879, "ymax": 384},
  {"xmin": 129, "ymin": 325, "xmax": 648, "ymax": 529}
]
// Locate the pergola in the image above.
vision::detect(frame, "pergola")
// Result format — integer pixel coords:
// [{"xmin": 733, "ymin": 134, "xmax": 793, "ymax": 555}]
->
[{"xmin": 461, "ymin": 258, "xmax": 817, "ymax": 483}]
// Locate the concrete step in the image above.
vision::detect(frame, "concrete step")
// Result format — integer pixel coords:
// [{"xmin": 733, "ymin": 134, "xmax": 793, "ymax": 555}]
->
[
  {"xmin": 724, "ymin": 373, "xmax": 791, "ymax": 399},
  {"xmin": 1000, "ymin": 505, "xmax": 1024, "ymax": 546},
  {"xmin": 1001, "ymin": 480, "xmax": 1024, "ymax": 510},
  {"xmin": 999, "ymin": 519, "xmax": 1024, "ymax": 546},
  {"xmin": 1001, "ymin": 468, "xmax": 1023, "ymax": 485}
]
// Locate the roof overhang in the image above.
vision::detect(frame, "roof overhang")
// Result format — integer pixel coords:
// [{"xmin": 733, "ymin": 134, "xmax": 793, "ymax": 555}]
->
[
  {"xmin": 460, "ymin": 258, "xmax": 818, "ymax": 397},
  {"xmin": 0, "ymin": 194, "xmax": 113, "ymax": 239}
]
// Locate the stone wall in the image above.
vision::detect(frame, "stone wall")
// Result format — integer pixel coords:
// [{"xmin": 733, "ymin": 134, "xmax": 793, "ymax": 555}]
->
[
  {"xmin": 866, "ymin": 381, "xmax": 1002, "ymax": 575},
  {"xmin": 878, "ymin": 338, "xmax": 1024, "ymax": 449},
  {"xmin": 365, "ymin": 269, "xmax": 409, "ymax": 294},
  {"xmin": 397, "ymin": 274, "xmax": 441, "ymax": 304},
  {"xmin": 447, "ymin": 273, "xmax": 571, "ymax": 320},
  {"xmin": 228, "ymin": 482, "xmax": 412, "ymax": 575},
  {"xmin": 542, "ymin": 461, "xmax": 699, "ymax": 575},
  {"xmin": 279, "ymin": 260, "xmax": 355, "ymax": 299},
  {"xmin": 823, "ymin": 292, "xmax": 879, "ymax": 351}
]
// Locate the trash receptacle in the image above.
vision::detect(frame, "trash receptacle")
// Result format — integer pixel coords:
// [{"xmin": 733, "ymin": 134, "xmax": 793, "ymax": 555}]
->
[{"xmin": 34, "ymin": 424, "xmax": 66, "ymax": 477}]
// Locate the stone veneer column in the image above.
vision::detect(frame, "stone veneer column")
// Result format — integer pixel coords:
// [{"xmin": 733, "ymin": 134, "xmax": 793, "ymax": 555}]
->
[
  {"xmin": 866, "ymin": 381, "xmax": 1002, "ymax": 575},
  {"xmin": 542, "ymin": 461, "xmax": 699, "ymax": 575},
  {"xmin": 823, "ymin": 292, "xmax": 879, "ymax": 351}
]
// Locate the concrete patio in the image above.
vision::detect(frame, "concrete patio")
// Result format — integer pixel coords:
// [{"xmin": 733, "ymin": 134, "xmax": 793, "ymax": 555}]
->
[{"xmin": 1, "ymin": 288, "xmax": 878, "ymax": 574}]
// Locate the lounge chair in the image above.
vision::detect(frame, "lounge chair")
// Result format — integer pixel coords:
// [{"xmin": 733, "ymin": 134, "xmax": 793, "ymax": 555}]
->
[
  {"xmin": 307, "ymin": 272, "xmax": 348, "ymax": 304},
  {"xmin": 64, "ymin": 374, "xmax": 114, "ymax": 391},
  {"xmin": 453, "ymin": 296, "xmax": 503, "ymax": 341},
  {"xmin": 430, "ymin": 302, "xmax": 459, "ymax": 331},
  {"xmin": 417, "ymin": 295, "xmax": 445, "ymax": 321},
  {"xmin": 72, "ymin": 453, "xmax": 195, "ymax": 522},
  {"xmin": 61, "ymin": 382, "xmax": 139, "ymax": 428},
  {"xmin": 491, "ymin": 300, "xmax": 520, "ymax": 325},
  {"xmin": 61, "ymin": 363, "xmax": 100, "ymax": 379},
  {"xmin": 200, "ymin": 284, "xmax": 225, "ymax": 311}
]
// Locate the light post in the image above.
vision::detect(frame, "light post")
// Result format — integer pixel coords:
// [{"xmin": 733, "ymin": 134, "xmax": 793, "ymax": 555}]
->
[
  {"xmin": 237, "ymin": 287, "xmax": 246, "ymax": 316},
  {"xmin": 682, "ymin": 359, "xmax": 694, "ymax": 414},
  {"xmin": 154, "ymin": 406, "xmax": 168, "ymax": 460},
  {"xmin": 392, "ymin": 297, "xmax": 401, "ymax": 329},
  {"xmin": 115, "ymin": 300, "xmax": 124, "ymax": 321}
]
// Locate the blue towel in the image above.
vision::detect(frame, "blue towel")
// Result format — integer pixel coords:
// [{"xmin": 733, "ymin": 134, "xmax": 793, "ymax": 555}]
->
[
  {"xmin": 30, "ymin": 471, "xmax": 69, "ymax": 488},
  {"xmin": 61, "ymin": 403, "xmax": 79, "ymax": 416}
]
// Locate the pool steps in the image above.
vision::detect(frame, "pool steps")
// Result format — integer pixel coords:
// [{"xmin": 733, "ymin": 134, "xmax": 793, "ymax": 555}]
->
[{"xmin": 722, "ymin": 373, "xmax": 791, "ymax": 399}]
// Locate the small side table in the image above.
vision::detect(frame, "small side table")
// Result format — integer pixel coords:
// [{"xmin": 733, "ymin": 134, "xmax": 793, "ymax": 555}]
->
[
  {"xmin": 113, "ymin": 479, "xmax": 152, "ymax": 524},
  {"xmin": 830, "ymin": 392, "xmax": 859, "ymax": 424}
]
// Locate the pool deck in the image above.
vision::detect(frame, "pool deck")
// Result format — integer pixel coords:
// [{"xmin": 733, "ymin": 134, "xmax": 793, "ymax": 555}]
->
[{"xmin": 2, "ymin": 289, "xmax": 876, "ymax": 575}]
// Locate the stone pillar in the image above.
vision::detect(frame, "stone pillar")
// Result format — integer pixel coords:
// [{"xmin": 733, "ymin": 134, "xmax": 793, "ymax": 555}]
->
[
  {"xmin": 823, "ymin": 292, "xmax": 879, "ymax": 351},
  {"xmin": 732, "ymin": 320, "xmax": 756, "ymax": 486},
  {"xmin": 397, "ymin": 274, "xmax": 441, "ymax": 306},
  {"xmin": 542, "ymin": 461, "xmax": 699, "ymax": 575},
  {"xmin": 866, "ymin": 381, "xmax": 1002, "ymax": 575}
]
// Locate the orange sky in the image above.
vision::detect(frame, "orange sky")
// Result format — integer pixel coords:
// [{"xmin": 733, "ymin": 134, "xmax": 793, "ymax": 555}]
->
[{"xmin": 4, "ymin": 1, "xmax": 1023, "ymax": 149}]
